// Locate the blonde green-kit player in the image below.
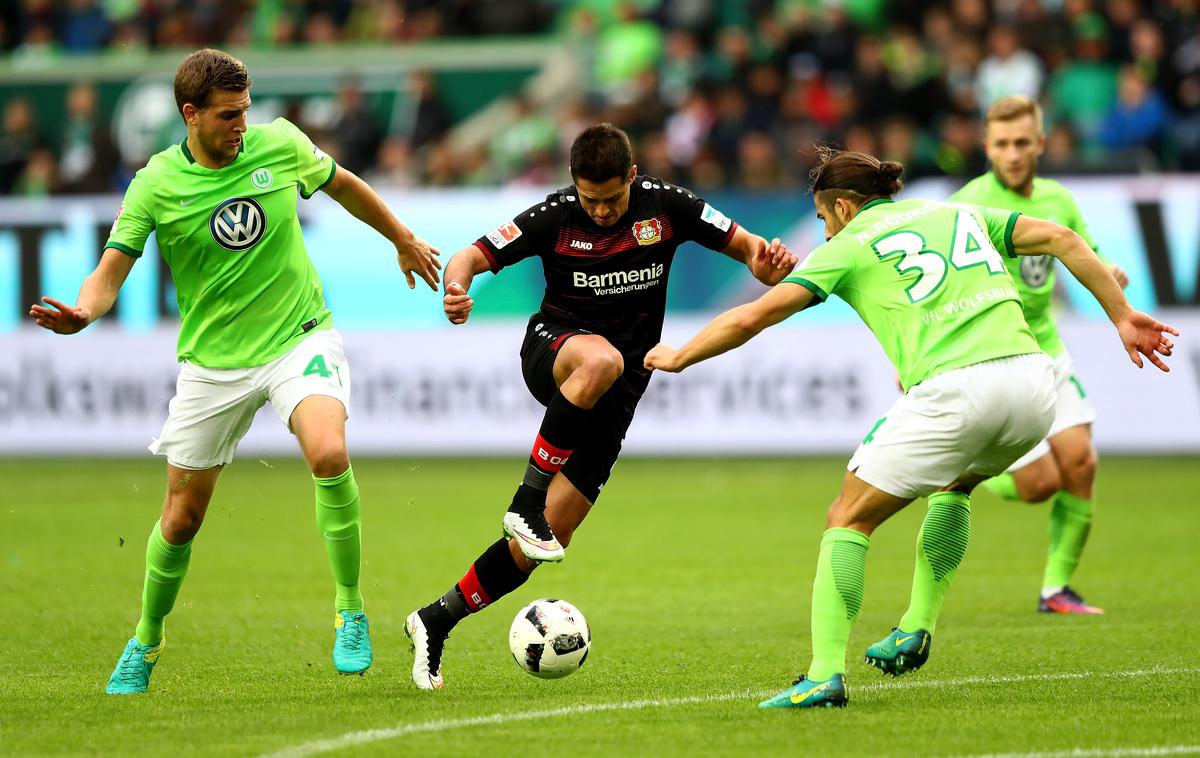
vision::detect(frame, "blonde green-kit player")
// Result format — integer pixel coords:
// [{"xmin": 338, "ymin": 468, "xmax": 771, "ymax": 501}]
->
[
  {"xmin": 29, "ymin": 49, "xmax": 442, "ymax": 695},
  {"xmin": 645, "ymin": 149, "xmax": 1176, "ymax": 709},
  {"xmin": 952, "ymin": 95, "xmax": 1128, "ymax": 615}
]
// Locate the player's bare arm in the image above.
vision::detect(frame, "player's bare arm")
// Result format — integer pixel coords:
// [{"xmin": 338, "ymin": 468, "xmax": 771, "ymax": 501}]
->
[
  {"xmin": 645, "ymin": 282, "xmax": 815, "ymax": 373},
  {"xmin": 1011, "ymin": 215, "xmax": 1177, "ymax": 371},
  {"xmin": 721, "ymin": 227, "xmax": 798, "ymax": 285},
  {"xmin": 441, "ymin": 245, "xmax": 492, "ymax": 324},
  {"xmin": 1108, "ymin": 262, "xmax": 1130, "ymax": 289},
  {"xmin": 29, "ymin": 247, "xmax": 135, "ymax": 334},
  {"xmin": 322, "ymin": 166, "xmax": 442, "ymax": 291}
]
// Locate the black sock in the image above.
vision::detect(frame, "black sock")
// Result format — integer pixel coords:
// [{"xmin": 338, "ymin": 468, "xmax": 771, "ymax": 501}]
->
[
  {"xmin": 421, "ymin": 539, "xmax": 534, "ymax": 632},
  {"xmin": 520, "ymin": 391, "xmax": 591, "ymax": 493}
]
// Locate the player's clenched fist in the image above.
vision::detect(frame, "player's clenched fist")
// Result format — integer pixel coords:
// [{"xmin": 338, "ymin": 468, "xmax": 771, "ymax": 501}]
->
[
  {"xmin": 643, "ymin": 343, "xmax": 681, "ymax": 372},
  {"xmin": 443, "ymin": 281, "xmax": 474, "ymax": 324}
]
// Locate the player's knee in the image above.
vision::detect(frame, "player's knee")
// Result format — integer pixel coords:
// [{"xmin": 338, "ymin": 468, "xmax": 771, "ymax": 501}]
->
[
  {"xmin": 1019, "ymin": 470, "xmax": 1061, "ymax": 503},
  {"xmin": 581, "ymin": 348, "xmax": 623, "ymax": 387},
  {"xmin": 309, "ymin": 446, "xmax": 350, "ymax": 479},
  {"xmin": 1062, "ymin": 448, "xmax": 1097, "ymax": 491},
  {"xmin": 161, "ymin": 504, "xmax": 204, "ymax": 543},
  {"xmin": 825, "ymin": 497, "xmax": 852, "ymax": 529}
]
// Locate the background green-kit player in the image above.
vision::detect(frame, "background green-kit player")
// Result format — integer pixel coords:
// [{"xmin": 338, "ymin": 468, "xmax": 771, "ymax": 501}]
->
[
  {"xmin": 644, "ymin": 149, "xmax": 1177, "ymax": 709},
  {"xmin": 28, "ymin": 48, "xmax": 442, "ymax": 695},
  {"xmin": 952, "ymin": 95, "xmax": 1129, "ymax": 615}
]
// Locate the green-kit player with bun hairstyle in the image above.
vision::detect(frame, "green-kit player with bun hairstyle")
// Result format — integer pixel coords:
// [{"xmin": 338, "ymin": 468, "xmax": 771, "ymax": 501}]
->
[
  {"xmin": 952, "ymin": 95, "xmax": 1129, "ymax": 615},
  {"xmin": 29, "ymin": 48, "xmax": 442, "ymax": 695},
  {"xmin": 645, "ymin": 148, "xmax": 1176, "ymax": 709}
]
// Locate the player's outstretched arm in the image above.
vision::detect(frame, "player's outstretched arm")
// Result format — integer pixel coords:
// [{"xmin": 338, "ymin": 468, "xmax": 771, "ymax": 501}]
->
[
  {"xmin": 28, "ymin": 247, "xmax": 135, "ymax": 334},
  {"xmin": 321, "ymin": 166, "xmax": 441, "ymax": 291},
  {"xmin": 441, "ymin": 245, "xmax": 492, "ymax": 325},
  {"xmin": 1011, "ymin": 215, "xmax": 1178, "ymax": 372},
  {"xmin": 721, "ymin": 227, "xmax": 798, "ymax": 285},
  {"xmin": 645, "ymin": 282, "xmax": 814, "ymax": 373}
]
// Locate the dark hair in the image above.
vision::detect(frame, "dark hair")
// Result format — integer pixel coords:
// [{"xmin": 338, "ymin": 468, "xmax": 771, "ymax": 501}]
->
[
  {"xmin": 569, "ymin": 123, "xmax": 633, "ymax": 183},
  {"xmin": 809, "ymin": 146, "xmax": 903, "ymax": 204},
  {"xmin": 174, "ymin": 48, "xmax": 251, "ymax": 116}
]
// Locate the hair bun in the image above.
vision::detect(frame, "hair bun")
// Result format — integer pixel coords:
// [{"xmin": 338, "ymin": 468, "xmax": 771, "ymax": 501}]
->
[{"xmin": 876, "ymin": 160, "xmax": 904, "ymax": 194}]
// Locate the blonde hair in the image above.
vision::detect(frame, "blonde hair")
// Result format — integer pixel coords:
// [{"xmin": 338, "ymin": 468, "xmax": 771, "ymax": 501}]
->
[{"xmin": 985, "ymin": 95, "xmax": 1044, "ymax": 134}]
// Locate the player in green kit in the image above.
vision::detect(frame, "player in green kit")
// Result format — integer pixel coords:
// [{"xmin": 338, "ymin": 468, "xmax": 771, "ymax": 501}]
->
[
  {"xmin": 951, "ymin": 96, "xmax": 1128, "ymax": 614},
  {"xmin": 28, "ymin": 49, "xmax": 442, "ymax": 694},
  {"xmin": 645, "ymin": 148, "xmax": 1176, "ymax": 708}
]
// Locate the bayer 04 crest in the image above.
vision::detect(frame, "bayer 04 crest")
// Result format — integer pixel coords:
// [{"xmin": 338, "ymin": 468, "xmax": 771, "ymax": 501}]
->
[{"xmin": 210, "ymin": 197, "xmax": 267, "ymax": 251}]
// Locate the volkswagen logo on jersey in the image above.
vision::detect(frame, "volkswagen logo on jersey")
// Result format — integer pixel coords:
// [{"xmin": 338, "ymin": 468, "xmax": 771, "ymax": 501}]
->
[
  {"xmin": 1020, "ymin": 254, "xmax": 1052, "ymax": 287},
  {"xmin": 210, "ymin": 197, "xmax": 266, "ymax": 251}
]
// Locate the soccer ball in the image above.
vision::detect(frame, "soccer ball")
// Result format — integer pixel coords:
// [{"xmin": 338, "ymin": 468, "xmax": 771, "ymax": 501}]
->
[{"xmin": 508, "ymin": 598, "xmax": 591, "ymax": 679}]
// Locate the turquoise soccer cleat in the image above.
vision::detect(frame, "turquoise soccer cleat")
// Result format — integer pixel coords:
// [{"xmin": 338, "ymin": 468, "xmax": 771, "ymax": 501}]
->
[
  {"xmin": 865, "ymin": 627, "xmax": 932, "ymax": 676},
  {"xmin": 333, "ymin": 611, "xmax": 372, "ymax": 675},
  {"xmin": 105, "ymin": 636, "xmax": 164, "ymax": 695},
  {"xmin": 758, "ymin": 673, "xmax": 848, "ymax": 709}
]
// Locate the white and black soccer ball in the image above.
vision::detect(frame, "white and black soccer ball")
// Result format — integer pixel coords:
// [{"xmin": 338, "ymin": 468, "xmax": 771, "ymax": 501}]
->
[{"xmin": 508, "ymin": 598, "xmax": 591, "ymax": 679}]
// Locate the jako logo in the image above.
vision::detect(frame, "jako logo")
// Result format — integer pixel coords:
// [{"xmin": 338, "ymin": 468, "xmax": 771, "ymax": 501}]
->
[
  {"xmin": 569, "ymin": 240, "xmax": 593, "ymax": 250},
  {"xmin": 210, "ymin": 197, "xmax": 266, "ymax": 251}
]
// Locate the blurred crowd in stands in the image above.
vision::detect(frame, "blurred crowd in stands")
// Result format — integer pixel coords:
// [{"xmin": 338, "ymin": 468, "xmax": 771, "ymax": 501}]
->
[{"xmin": 0, "ymin": 0, "xmax": 1198, "ymax": 196}]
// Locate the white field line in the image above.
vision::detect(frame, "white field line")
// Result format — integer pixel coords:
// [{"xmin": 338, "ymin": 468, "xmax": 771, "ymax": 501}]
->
[
  {"xmin": 260, "ymin": 666, "xmax": 1200, "ymax": 758},
  {"xmin": 957, "ymin": 747, "xmax": 1200, "ymax": 758}
]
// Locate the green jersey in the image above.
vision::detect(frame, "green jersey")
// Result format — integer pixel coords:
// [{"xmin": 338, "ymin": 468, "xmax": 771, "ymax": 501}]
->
[
  {"xmin": 784, "ymin": 198, "xmax": 1039, "ymax": 391},
  {"xmin": 950, "ymin": 172, "xmax": 1098, "ymax": 357},
  {"xmin": 106, "ymin": 117, "xmax": 338, "ymax": 368}
]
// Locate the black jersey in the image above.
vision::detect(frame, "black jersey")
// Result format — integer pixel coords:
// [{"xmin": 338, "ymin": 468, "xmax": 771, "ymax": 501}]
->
[{"xmin": 473, "ymin": 175, "xmax": 740, "ymax": 362}]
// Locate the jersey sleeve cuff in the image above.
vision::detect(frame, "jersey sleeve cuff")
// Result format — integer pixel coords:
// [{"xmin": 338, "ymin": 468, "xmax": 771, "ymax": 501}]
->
[
  {"xmin": 301, "ymin": 159, "xmax": 338, "ymax": 199},
  {"xmin": 1003, "ymin": 211, "xmax": 1021, "ymax": 258},
  {"xmin": 781, "ymin": 276, "xmax": 827, "ymax": 302},
  {"xmin": 719, "ymin": 221, "xmax": 739, "ymax": 249},
  {"xmin": 105, "ymin": 241, "xmax": 143, "ymax": 258},
  {"xmin": 473, "ymin": 240, "xmax": 500, "ymax": 272}
]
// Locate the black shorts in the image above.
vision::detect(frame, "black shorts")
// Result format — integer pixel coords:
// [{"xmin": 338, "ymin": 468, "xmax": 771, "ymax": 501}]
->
[{"xmin": 519, "ymin": 313, "xmax": 642, "ymax": 503}]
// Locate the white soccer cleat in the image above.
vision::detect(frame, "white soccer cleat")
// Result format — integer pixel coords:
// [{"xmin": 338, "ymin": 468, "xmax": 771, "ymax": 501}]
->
[
  {"xmin": 404, "ymin": 610, "xmax": 446, "ymax": 691},
  {"xmin": 502, "ymin": 510, "xmax": 565, "ymax": 562}
]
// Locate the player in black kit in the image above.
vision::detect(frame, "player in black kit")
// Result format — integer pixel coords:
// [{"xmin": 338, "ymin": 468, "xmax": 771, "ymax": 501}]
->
[{"xmin": 404, "ymin": 123, "xmax": 797, "ymax": 689}]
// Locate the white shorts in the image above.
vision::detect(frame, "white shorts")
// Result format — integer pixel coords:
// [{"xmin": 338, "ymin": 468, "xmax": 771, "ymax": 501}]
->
[
  {"xmin": 849, "ymin": 353, "xmax": 1055, "ymax": 500},
  {"xmin": 149, "ymin": 328, "xmax": 350, "ymax": 470},
  {"xmin": 1005, "ymin": 351, "xmax": 1097, "ymax": 471}
]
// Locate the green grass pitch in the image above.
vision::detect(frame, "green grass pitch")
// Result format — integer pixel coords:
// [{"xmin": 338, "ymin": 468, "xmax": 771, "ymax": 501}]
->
[{"xmin": 1, "ymin": 457, "xmax": 1197, "ymax": 756}]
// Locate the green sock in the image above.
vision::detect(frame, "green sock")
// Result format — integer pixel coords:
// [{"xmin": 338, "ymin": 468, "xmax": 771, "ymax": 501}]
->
[
  {"xmin": 1042, "ymin": 491, "xmax": 1093, "ymax": 591},
  {"xmin": 134, "ymin": 519, "xmax": 192, "ymax": 647},
  {"xmin": 807, "ymin": 527, "xmax": 870, "ymax": 681},
  {"xmin": 899, "ymin": 492, "xmax": 971, "ymax": 636},
  {"xmin": 981, "ymin": 472, "xmax": 1019, "ymax": 501},
  {"xmin": 314, "ymin": 466, "xmax": 363, "ymax": 614}
]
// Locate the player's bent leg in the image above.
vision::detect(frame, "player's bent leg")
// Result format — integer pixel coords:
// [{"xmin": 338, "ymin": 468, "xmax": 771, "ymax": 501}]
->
[
  {"xmin": 1010, "ymin": 454, "xmax": 1063, "ymax": 504},
  {"xmin": 768, "ymin": 473, "xmax": 910, "ymax": 707},
  {"xmin": 406, "ymin": 539, "xmax": 529, "ymax": 690},
  {"xmin": 408, "ymin": 475, "xmax": 594, "ymax": 690},
  {"xmin": 109, "ymin": 464, "xmax": 220, "ymax": 695},
  {"xmin": 291, "ymin": 396, "xmax": 373, "ymax": 672},
  {"xmin": 761, "ymin": 474, "xmax": 909, "ymax": 709},
  {"xmin": 505, "ymin": 334, "xmax": 620, "ymax": 562},
  {"xmin": 1041, "ymin": 424, "xmax": 1103, "ymax": 614},
  {"xmin": 871, "ymin": 474, "xmax": 985, "ymax": 677}
]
